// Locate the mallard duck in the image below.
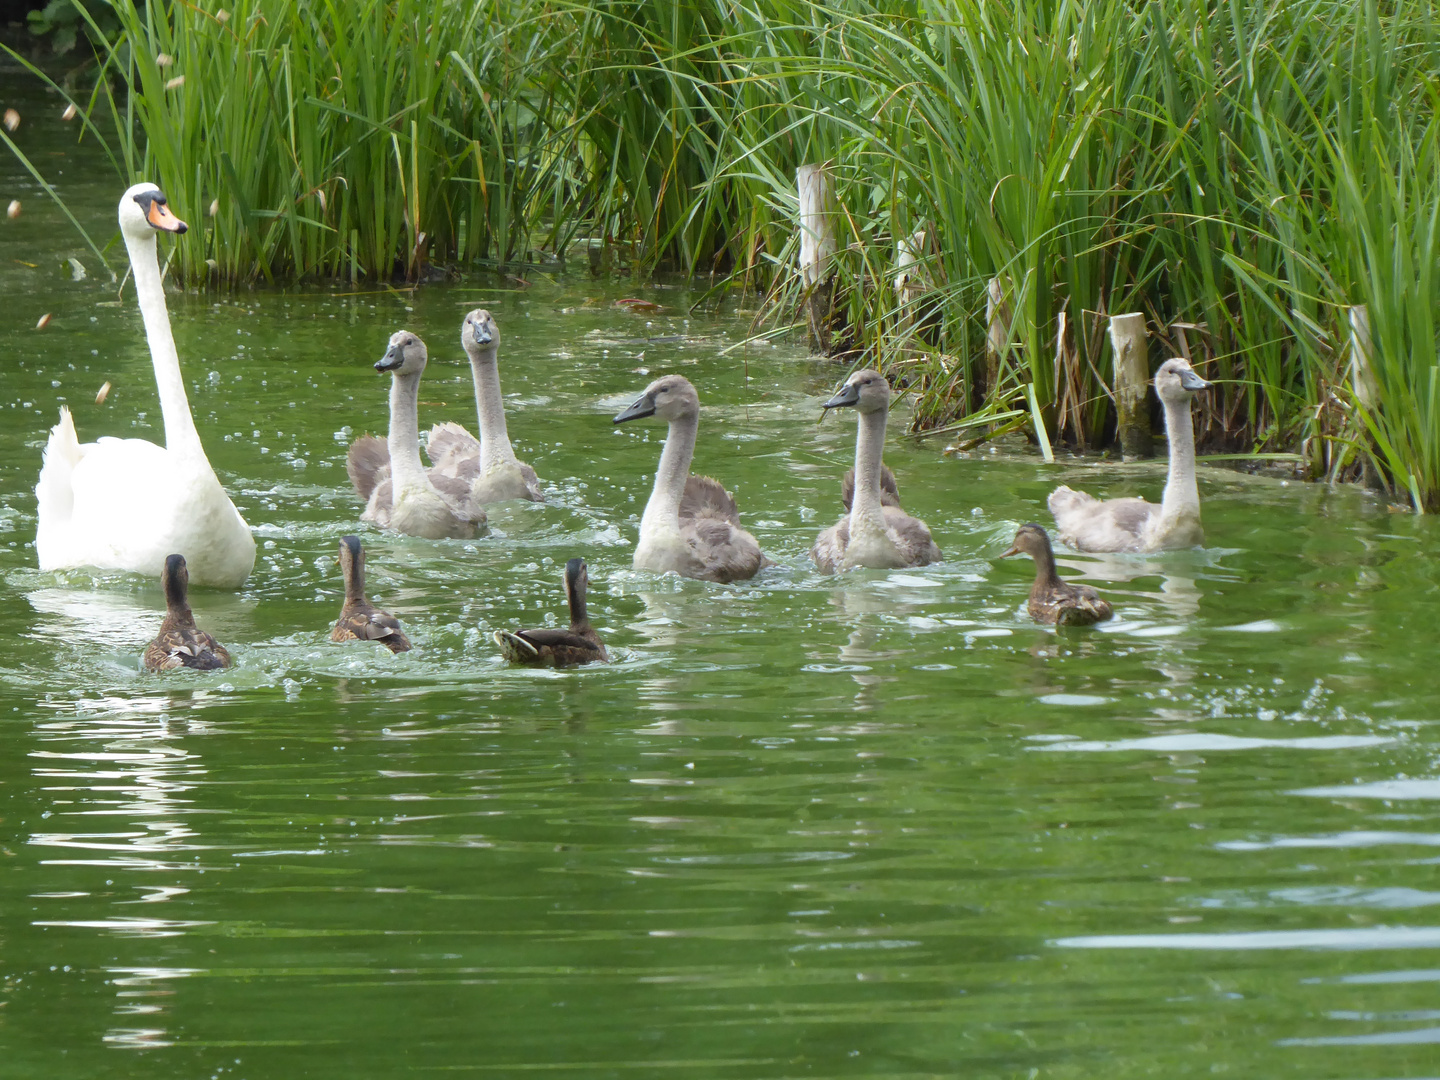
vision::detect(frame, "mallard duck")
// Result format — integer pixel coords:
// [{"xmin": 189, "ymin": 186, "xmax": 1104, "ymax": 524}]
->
[
  {"xmin": 36, "ymin": 183, "xmax": 255, "ymax": 587},
  {"xmin": 346, "ymin": 331, "xmax": 486, "ymax": 539},
  {"xmin": 143, "ymin": 554, "xmax": 233, "ymax": 670},
  {"xmin": 613, "ymin": 375, "xmax": 766, "ymax": 583},
  {"xmin": 494, "ymin": 558, "xmax": 608, "ymax": 666},
  {"xmin": 1048, "ymin": 357, "xmax": 1208, "ymax": 552},
  {"xmin": 1000, "ymin": 524, "xmax": 1114, "ymax": 626},
  {"xmin": 330, "ymin": 535, "xmax": 411, "ymax": 653},
  {"xmin": 811, "ymin": 369, "xmax": 941, "ymax": 572}
]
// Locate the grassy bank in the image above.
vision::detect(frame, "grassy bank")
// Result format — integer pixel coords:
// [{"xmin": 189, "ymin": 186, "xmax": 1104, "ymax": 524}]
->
[{"xmin": 11, "ymin": 0, "xmax": 1440, "ymax": 508}]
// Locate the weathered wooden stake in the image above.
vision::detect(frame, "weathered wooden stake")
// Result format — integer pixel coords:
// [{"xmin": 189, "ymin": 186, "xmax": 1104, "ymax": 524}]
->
[
  {"xmin": 892, "ymin": 228, "xmax": 928, "ymax": 354},
  {"xmin": 984, "ymin": 276, "xmax": 1010, "ymax": 397},
  {"xmin": 1347, "ymin": 304, "xmax": 1377, "ymax": 409},
  {"xmin": 796, "ymin": 163, "xmax": 836, "ymax": 353},
  {"xmin": 1347, "ymin": 304, "xmax": 1381, "ymax": 489},
  {"xmin": 1109, "ymin": 311, "xmax": 1150, "ymax": 460}
]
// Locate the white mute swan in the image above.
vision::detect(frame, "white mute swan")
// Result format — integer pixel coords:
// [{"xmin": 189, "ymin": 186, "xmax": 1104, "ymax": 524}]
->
[
  {"xmin": 35, "ymin": 183, "xmax": 255, "ymax": 588},
  {"xmin": 1048, "ymin": 357, "xmax": 1209, "ymax": 552},
  {"xmin": 347, "ymin": 331, "xmax": 485, "ymax": 539},
  {"xmin": 811, "ymin": 369, "xmax": 941, "ymax": 571},
  {"xmin": 613, "ymin": 375, "xmax": 766, "ymax": 583}
]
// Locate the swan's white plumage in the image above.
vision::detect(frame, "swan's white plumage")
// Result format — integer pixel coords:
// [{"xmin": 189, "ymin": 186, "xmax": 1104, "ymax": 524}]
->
[{"xmin": 34, "ymin": 184, "xmax": 255, "ymax": 587}]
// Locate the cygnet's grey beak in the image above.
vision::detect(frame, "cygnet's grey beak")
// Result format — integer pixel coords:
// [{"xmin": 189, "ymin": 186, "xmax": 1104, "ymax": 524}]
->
[
  {"xmin": 375, "ymin": 344, "xmax": 404, "ymax": 373},
  {"xmin": 822, "ymin": 382, "xmax": 861, "ymax": 409},
  {"xmin": 613, "ymin": 392, "xmax": 656, "ymax": 424},
  {"xmin": 471, "ymin": 320, "xmax": 494, "ymax": 347},
  {"xmin": 1179, "ymin": 369, "xmax": 1208, "ymax": 392}
]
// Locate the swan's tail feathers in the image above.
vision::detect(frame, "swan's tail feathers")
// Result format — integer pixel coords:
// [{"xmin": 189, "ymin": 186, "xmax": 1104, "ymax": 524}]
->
[
  {"xmin": 425, "ymin": 421, "xmax": 479, "ymax": 468},
  {"xmin": 841, "ymin": 465, "xmax": 902, "ymax": 510},
  {"xmin": 681, "ymin": 475, "xmax": 742, "ymax": 527},
  {"xmin": 36, "ymin": 408, "xmax": 82, "ymax": 559},
  {"xmin": 1047, "ymin": 484, "xmax": 1098, "ymax": 524},
  {"xmin": 347, "ymin": 435, "xmax": 389, "ymax": 502}
]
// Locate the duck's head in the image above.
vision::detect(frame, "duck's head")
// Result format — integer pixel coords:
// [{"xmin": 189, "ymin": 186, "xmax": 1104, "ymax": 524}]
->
[
  {"xmin": 1154, "ymin": 357, "xmax": 1208, "ymax": 404},
  {"xmin": 376, "ymin": 330, "xmax": 428, "ymax": 376},
  {"xmin": 564, "ymin": 557, "xmax": 589, "ymax": 599},
  {"xmin": 998, "ymin": 523, "xmax": 1054, "ymax": 562},
  {"xmin": 461, "ymin": 309, "xmax": 499, "ymax": 354},
  {"xmin": 822, "ymin": 368, "xmax": 891, "ymax": 414},
  {"xmin": 119, "ymin": 182, "xmax": 187, "ymax": 238},
  {"xmin": 614, "ymin": 374, "xmax": 699, "ymax": 424},
  {"xmin": 563, "ymin": 557, "xmax": 591, "ymax": 622},
  {"xmin": 161, "ymin": 552, "xmax": 191, "ymax": 606},
  {"xmin": 338, "ymin": 535, "xmax": 365, "ymax": 580}
]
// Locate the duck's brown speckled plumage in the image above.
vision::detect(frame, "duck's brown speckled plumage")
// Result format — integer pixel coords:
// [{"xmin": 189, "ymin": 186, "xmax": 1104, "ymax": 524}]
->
[
  {"xmin": 494, "ymin": 558, "xmax": 608, "ymax": 667},
  {"xmin": 1000, "ymin": 524, "xmax": 1114, "ymax": 627},
  {"xmin": 143, "ymin": 554, "xmax": 232, "ymax": 671},
  {"xmin": 330, "ymin": 535, "xmax": 411, "ymax": 653}
]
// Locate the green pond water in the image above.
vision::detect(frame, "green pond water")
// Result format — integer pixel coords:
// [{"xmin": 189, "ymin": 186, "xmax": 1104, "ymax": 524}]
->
[{"xmin": 2, "ymin": 77, "xmax": 1440, "ymax": 1080}]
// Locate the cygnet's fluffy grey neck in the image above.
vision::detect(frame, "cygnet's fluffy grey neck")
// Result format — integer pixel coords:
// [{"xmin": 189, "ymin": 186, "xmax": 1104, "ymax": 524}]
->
[
  {"xmin": 125, "ymin": 228, "xmax": 202, "ymax": 459},
  {"xmin": 641, "ymin": 412, "xmax": 698, "ymax": 536},
  {"xmin": 849, "ymin": 407, "xmax": 890, "ymax": 532},
  {"xmin": 467, "ymin": 343, "xmax": 517, "ymax": 474},
  {"xmin": 1159, "ymin": 395, "xmax": 1200, "ymax": 520},
  {"xmin": 386, "ymin": 372, "xmax": 429, "ymax": 495}
]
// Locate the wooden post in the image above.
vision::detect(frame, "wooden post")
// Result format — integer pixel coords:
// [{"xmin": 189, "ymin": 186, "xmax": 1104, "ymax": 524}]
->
[
  {"xmin": 984, "ymin": 276, "xmax": 1010, "ymax": 398},
  {"xmin": 893, "ymin": 228, "xmax": 927, "ymax": 354},
  {"xmin": 1109, "ymin": 312, "xmax": 1150, "ymax": 460},
  {"xmin": 796, "ymin": 163, "xmax": 836, "ymax": 353},
  {"xmin": 1347, "ymin": 304, "xmax": 1377, "ymax": 409},
  {"xmin": 1347, "ymin": 304, "xmax": 1380, "ymax": 489}
]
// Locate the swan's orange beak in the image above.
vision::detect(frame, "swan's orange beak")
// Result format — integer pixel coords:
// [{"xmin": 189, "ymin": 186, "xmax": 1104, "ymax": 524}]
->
[{"xmin": 147, "ymin": 200, "xmax": 187, "ymax": 234}]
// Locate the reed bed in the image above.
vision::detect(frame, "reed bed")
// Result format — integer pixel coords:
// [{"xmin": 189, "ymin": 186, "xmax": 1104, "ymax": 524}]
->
[{"xmin": 13, "ymin": 0, "xmax": 1440, "ymax": 508}]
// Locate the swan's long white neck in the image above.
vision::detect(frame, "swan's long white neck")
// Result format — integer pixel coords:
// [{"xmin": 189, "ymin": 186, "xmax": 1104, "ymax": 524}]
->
[
  {"xmin": 1159, "ymin": 395, "xmax": 1200, "ymax": 520},
  {"xmin": 386, "ymin": 372, "xmax": 430, "ymax": 496},
  {"xmin": 849, "ymin": 407, "xmax": 889, "ymax": 534},
  {"xmin": 641, "ymin": 412, "xmax": 697, "ymax": 536},
  {"xmin": 125, "ymin": 228, "xmax": 202, "ymax": 459},
  {"xmin": 468, "ymin": 344, "xmax": 517, "ymax": 473}
]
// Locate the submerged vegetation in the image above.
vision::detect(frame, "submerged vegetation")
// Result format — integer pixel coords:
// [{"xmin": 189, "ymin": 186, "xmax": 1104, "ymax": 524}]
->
[{"xmin": 9, "ymin": 0, "xmax": 1440, "ymax": 509}]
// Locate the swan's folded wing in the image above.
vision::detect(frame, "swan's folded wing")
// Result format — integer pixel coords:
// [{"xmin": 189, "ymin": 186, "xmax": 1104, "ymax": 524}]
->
[
  {"xmin": 426, "ymin": 421, "xmax": 479, "ymax": 469},
  {"xmin": 680, "ymin": 475, "xmax": 742, "ymax": 526},
  {"xmin": 347, "ymin": 435, "xmax": 390, "ymax": 502},
  {"xmin": 841, "ymin": 465, "xmax": 901, "ymax": 510},
  {"xmin": 690, "ymin": 518, "xmax": 765, "ymax": 583},
  {"xmin": 429, "ymin": 473, "xmax": 487, "ymax": 526},
  {"xmin": 810, "ymin": 515, "xmax": 849, "ymax": 572},
  {"xmin": 883, "ymin": 506, "xmax": 942, "ymax": 564},
  {"xmin": 518, "ymin": 462, "xmax": 544, "ymax": 502},
  {"xmin": 1050, "ymin": 486, "xmax": 1155, "ymax": 552}
]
